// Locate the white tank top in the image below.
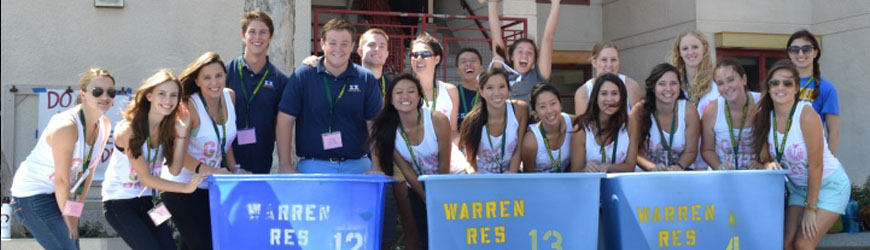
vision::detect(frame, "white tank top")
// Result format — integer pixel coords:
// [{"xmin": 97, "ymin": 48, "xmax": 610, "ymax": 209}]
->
[
  {"xmin": 583, "ymin": 74, "xmax": 631, "ymax": 113},
  {"xmin": 422, "ymin": 80, "xmax": 454, "ymax": 122},
  {"xmin": 395, "ymin": 109, "xmax": 441, "ymax": 175},
  {"xmin": 12, "ymin": 107, "xmax": 109, "ymax": 197},
  {"xmin": 529, "ymin": 113, "xmax": 572, "ymax": 172},
  {"xmin": 690, "ymin": 84, "xmax": 721, "ymax": 169},
  {"xmin": 476, "ymin": 101, "xmax": 520, "ymax": 173},
  {"xmin": 712, "ymin": 92, "xmax": 761, "ymax": 170},
  {"xmin": 767, "ymin": 101, "xmax": 840, "ymax": 186},
  {"xmin": 162, "ymin": 90, "xmax": 237, "ymax": 189},
  {"xmin": 585, "ymin": 123, "xmax": 630, "ymax": 166},
  {"xmin": 642, "ymin": 100, "xmax": 687, "ymax": 170},
  {"xmin": 102, "ymin": 121, "xmax": 164, "ymax": 201}
]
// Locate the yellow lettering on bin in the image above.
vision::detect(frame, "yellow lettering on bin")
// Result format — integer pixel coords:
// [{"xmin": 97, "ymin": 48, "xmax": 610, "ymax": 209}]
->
[
  {"xmin": 664, "ymin": 206, "xmax": 674, "ymax": 222},
  {"xmin": 466, "ymin": 227, "xmax": 477, "ymax": 245},
  {"xmin": 705, "ymin": 204, "xmax": 715, "ymax": 221},
  {"xmin": 686, "ymin": 229, "xmax": 696, "ymax": 246},
  {"xmin": 495, "ymin": 226, "xmax": 505, "ymax": 243},
  {"xmin": 653, "ymin": 207, "xmax": 662, "ymax": 222},
  {"xmin": 514, "ymin": 200, "xmax": 525, "ymax": 217},
  {"xmin": 692, "ymin": 204, "xmax": 701, "ymax": 221},
  {"xmin": 672, "ymin": 230, "xmax": 682, "ymax": 246},
  {"xmin": 486, "ymin": 201, "xmax": 497, "ymax": 218},
  {"xmin": 678, "ymin": 205, "xmax": 688, "ymax": 222},
  {"xmin": 444, "ymin": 203, "xmax": 457, "ymax": 220},
  {"xmin": 500, "ymin": 200, "xmax": 510, "ymax": 218},
  {"xmin": 459, "ymin": 203, "xmax": 469, "ymax": 220},
  {"xmin": 658, "ymin": 231, "xmax": 669, "ymax": 248},
  {"xmin": 481, "ymin": 227, "xmax": 491, "ymax": 244},
  {"xmin": 638, "ymin": 207, "xmax": 650, "ymax": 223},
  {"xmin": 473, "ymin": 202, "xmax": 483, "ymax": 219}
]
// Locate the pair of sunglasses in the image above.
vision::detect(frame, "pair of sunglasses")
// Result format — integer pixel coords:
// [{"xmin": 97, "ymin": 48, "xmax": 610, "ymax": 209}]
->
[
  {"xmin": 787, "ymin": 45, "xmax": 814, "ymax": 54},
  {"xmin": 88, "ymin": 87, "xmax": 117, "ymax": 98},
  {"xmin": 410, "ymin": 50, "xmax": 434, "ymax": 59},
  {"xmin": 767, "ymin": 79, "xmax": 795, "ymax": 87}
]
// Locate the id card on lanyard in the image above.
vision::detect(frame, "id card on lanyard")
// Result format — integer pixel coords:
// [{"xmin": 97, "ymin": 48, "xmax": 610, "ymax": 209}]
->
[
  {"xmin": 322, "ymin": 74, "xmax": 349, "ymax": 150},
  {"xmin": 236, "ymin": 58, "xmax": 269, "ymax": 145}
]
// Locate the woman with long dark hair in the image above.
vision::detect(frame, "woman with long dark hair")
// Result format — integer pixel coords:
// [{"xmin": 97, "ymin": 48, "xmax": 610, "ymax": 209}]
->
[
  {"xmin": 460, "ymin": 67, "xmax": 529, "ymax": 173},
  {"xmin": 787, "ymin": 29, "xmax": 840, "ymax": 155},
  {"xmin": 635, "ymin": 63, "xmax": 700, "ymax": 171},
  {"xmin": 370, "ymin": 74, "xmax": 462, "ymax": 249},
  {"xmin": 700, "ymin": 58, "xmax": 761, "ymax": 170},
  {"xmin": 102, "ymin": 69, "xmax": 205, "ymax": 249},
  {"xmin": 570, "ymin": 74, "xmax": 640, "ymax": 172},
  {"xmin": 752, "ymin": 60, "xmax": 849, "ymax": 249},
  {"xmin": 11, "ymin": 68, "xmax": 115, "ymax": 249},
  {"xmin": 161, "ymin": 52, "xmax": 242, "ymax": 250},
  {"xmin": 521, "ymin": 83, "xmax": 572, "ymax": 172}
]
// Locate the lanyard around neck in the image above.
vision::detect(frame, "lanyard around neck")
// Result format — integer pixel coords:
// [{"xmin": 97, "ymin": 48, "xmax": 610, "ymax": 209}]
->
[
  {"xmin": 724, "ymin": 95, "xmax": 749, "ymax": 168},
  {"xmin": 653, "ymin": 102, "xmax": 678, "ymax": 166},
  {"xmin": 596, "ymin": 119, "xmax": 619, "ymax": 165},
  {"xmin": 424, "ymin": 81, "xmax": 438, "ymax": 112},
  {"xmin": 197, "ymin": 93, "xmax": 227, "ymax": 169},
  {"xmin": 539, "ymin": 119, "xmax": 563, "ymax": 172},
  {"xmin": 321, "ymin": 74, "xmax": 349, "ymax": 132},
  {"xmin": 459, "ymin": 86, "xmax": 479, "ymax": 114},
  {"xmin": 773, "ymin": 102, "xmax": 798, "ymax": 164},
  {"xmin": 76, "ymin": 108, "xmax": 98, "ymax": 197},
  {"xmin": 145, "ymin": 125, "xmax": 161, "ymax": 203},
  {"xmin": 237, "ymin": 58, "xmax": 270, "ymax": 127},
  {"xmin": 398, "ymin": 110, "xmax": 423, "ymax": 174},
  {"xmin": 486, "ymin": 106, "xmax": 508, "ymax": 173}
]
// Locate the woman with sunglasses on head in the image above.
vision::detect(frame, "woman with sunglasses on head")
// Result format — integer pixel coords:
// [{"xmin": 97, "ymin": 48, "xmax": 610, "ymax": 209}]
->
[
  {"xmin": 10, "ymin": 68, "xmax": 116, "ymax": 249},
  {"xmin": 409, "ymin": 32, "xmax": 461, "ymax": 138},
  {"xmin": 700, "ymin": 58, "xmax": 762, "ymax": 170},
  {"xmin": 460, "ymin": 67, "xmax": 529, "ymax": 174},
  {"xmin": 161, "ymin": 52, "xmax": 243, "ymax": 250},
  {"xmin": 487, "ymin": 0, "xmax": 560, "ymax": 104},
  {"xmin": 669, "ymin": 30, "xmax": 719, "ymax": 170},
  {"xmin": 521, "ymin": 83, "xmax": 572, "ymax": 173},
  {"xmin": 574, "ymin": 41, "xmax": 644, "ymax": 116},
  {"xmin": 371, "ymin": 74, "xmax": 467, "ymax": 249},
  {"xmin": 787, "ymin": 30, "xmax": 839, "ymax": 155},
  {"xmin": 570, "ymin": 74, "xmax": 640, "ymax": 172},
  {"xmin": 751, "ymin": 60, "xmax": 849, "ymax": 249},
  {"xmin": 635, "ymin": 63, "xmax": 700, "ymax": 172},
  {"xmin": 101, "ymin": 69, "xmax": 206, "ymax": 250}
]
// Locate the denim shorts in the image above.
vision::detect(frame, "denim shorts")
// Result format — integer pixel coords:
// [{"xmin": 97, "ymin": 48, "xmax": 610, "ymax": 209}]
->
[{"xmin": 787, "ymin": 166, "xmax": 851, "ymax": 214}]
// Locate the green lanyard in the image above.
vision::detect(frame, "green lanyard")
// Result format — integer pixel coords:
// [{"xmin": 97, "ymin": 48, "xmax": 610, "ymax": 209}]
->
[
  {"xmin": 145, "ymin": 131, "xmax": 160, "ymax": 203},
  {"xmin": 653, "ymin": 102, "xmax": 678, "ymax": 166},
  {"xmin": 379, "ymin": 77, "xmax": 386, "ymax": 103},
  {"xmin": 459, "ymin": 86, "xmax": 479, "ymax": 114},
  {"xmin": 486, "ymin": 107, "xmax": 508, "ymax": 173},
  {"xmin": 197, "ymin": 93, "xmax": 227, "ymax": 169},
  {"xmin": 539, "ymin": 121, "xmax": 563, "ymax": 172},
  {"xmin": 596, "ymin": 119, "xmax": 619, "ymax": 165},
  {"xmin": 773, "ymin": 102, "xmax": 798, "ymax": 164},
  {"xmin": 75, "ymin": 108, "xmax": 97, "ymax": 197},
  {"xmin": 398, "ymin": 110, "xmax": 423, "ymax": 174},
  {"xmin": 424, "ymin": 81, "xmax": 438, "ymax": 112},
  {"xmin": 237, "ymin": 58, "xmax": 270, "ymax": 128},
  {"xmin": 724, "ymin": 95, "xmax": 749, "ymax": 169},
  {"xmin": 321, "ymin": 75, "xmax": 349, "ymax": 132},
  {"xmin": 799, "ymin": 76, "xmax": 815, "ymax": 101}
]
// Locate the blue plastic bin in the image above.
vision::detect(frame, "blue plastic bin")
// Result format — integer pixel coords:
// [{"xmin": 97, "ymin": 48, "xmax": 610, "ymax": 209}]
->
[
  {"xmin": 420, "ymin": 173, "xmax": 605, "ymax": 249},
  {"xmin": 207, "ymin": 174, "xmax": 393, "ymax": 250},
  {"xmin": 601, "ymin": 170, "xmax": 787, "ymax": 249}
]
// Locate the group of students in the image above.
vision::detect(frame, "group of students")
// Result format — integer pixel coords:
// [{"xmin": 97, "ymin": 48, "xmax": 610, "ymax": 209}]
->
[{"xmin": 8, "ymin": 1, "xmax": 849, "ymax": 249}]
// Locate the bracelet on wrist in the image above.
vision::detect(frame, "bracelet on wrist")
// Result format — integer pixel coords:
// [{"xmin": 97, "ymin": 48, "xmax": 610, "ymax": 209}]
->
[{"xmin": 804, "ymin": 201, "xmax": 818, "ymax": 211}]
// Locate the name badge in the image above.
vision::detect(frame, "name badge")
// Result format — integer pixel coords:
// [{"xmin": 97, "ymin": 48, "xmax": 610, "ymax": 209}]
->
[
  {"xmin": 237, "ymin": 128, "xmax": 257, "ymax": 145},
  {"xmin": 148, "ymin": 202, "xmax": 172, "ymax": 226},
  {"xmin": 322, "ymin": 131, "xmax": 343, "ymax": 150},
  {"xmin": 63, "ymin": 200, "xmax": 84, "ymax": 218}
]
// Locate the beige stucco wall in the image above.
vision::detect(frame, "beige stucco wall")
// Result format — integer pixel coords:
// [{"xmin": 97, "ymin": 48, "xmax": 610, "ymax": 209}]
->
[{"xmin": 537, "ymin": 0, "xmax": 603, "ymax": 52}]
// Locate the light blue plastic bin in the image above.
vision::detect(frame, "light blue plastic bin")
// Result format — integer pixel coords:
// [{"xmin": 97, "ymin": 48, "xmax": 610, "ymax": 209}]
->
[
  {"xmin": 420, "ymin": 173, "xmax": 605, "ymax": 249},
  {"xmin": 208, "ymin": 174, "xmax": 393, "ymax": 250},
  {"xmin": 601, "ymin": 170, "xmax": 787, "ymax": 249}
]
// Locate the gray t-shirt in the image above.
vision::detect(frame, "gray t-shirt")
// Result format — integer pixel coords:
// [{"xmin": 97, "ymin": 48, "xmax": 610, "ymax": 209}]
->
[{"xmin": 509, "ymin": 65, "xmax": 546, "ymax": 104}]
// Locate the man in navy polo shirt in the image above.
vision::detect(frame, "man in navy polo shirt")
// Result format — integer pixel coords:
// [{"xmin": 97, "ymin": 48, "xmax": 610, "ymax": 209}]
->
[
  {"xmin": 276, "ymin": 18, "xmax": 383, "ymax": 174},
  {"xmin": 226, "ymin": 10, "xmax": 289, "ymax": 174}
]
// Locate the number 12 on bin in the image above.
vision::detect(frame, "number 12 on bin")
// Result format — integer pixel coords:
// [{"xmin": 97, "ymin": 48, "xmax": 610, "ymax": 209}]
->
[
  {"xmin": 333, "ymin": 231, "xmax": 364, "ymax": 250},
  {"xmin": 529, "ymin": 229, "xmax": 563, "ymax": 250}
]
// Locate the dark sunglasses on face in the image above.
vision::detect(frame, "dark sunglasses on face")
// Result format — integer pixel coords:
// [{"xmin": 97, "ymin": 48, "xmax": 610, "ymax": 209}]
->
[
  {"xmin": 767, "ymin": 79, "xmax": 795, "ymax": 87},
  {"xmin": 787, "ymin": 45, "xmax": 814, "ymax": 54},
  {"xmin": 411, "ymin": 50, "xmax": 434, "ymax": 59},
  {"xmin": 89, "ymin": 87, "xmax": 117, "ymax": 98}
]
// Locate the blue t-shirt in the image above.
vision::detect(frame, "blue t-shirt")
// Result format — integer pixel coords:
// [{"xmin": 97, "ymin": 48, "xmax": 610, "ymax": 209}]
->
[
  {"xmin": 798, "ymin": 76, "xmax": 839, "ymax": 123},
  {"xmin": 457, "ymin": 85, "xmax": 479, "ymax": 129},
  {"xmin": 226, "ymin": 56, "xmax": 289, "ymax": 174},
  {"xmin": 278, "ymin": 58, "xmax": 383, "ymax": 159}
]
